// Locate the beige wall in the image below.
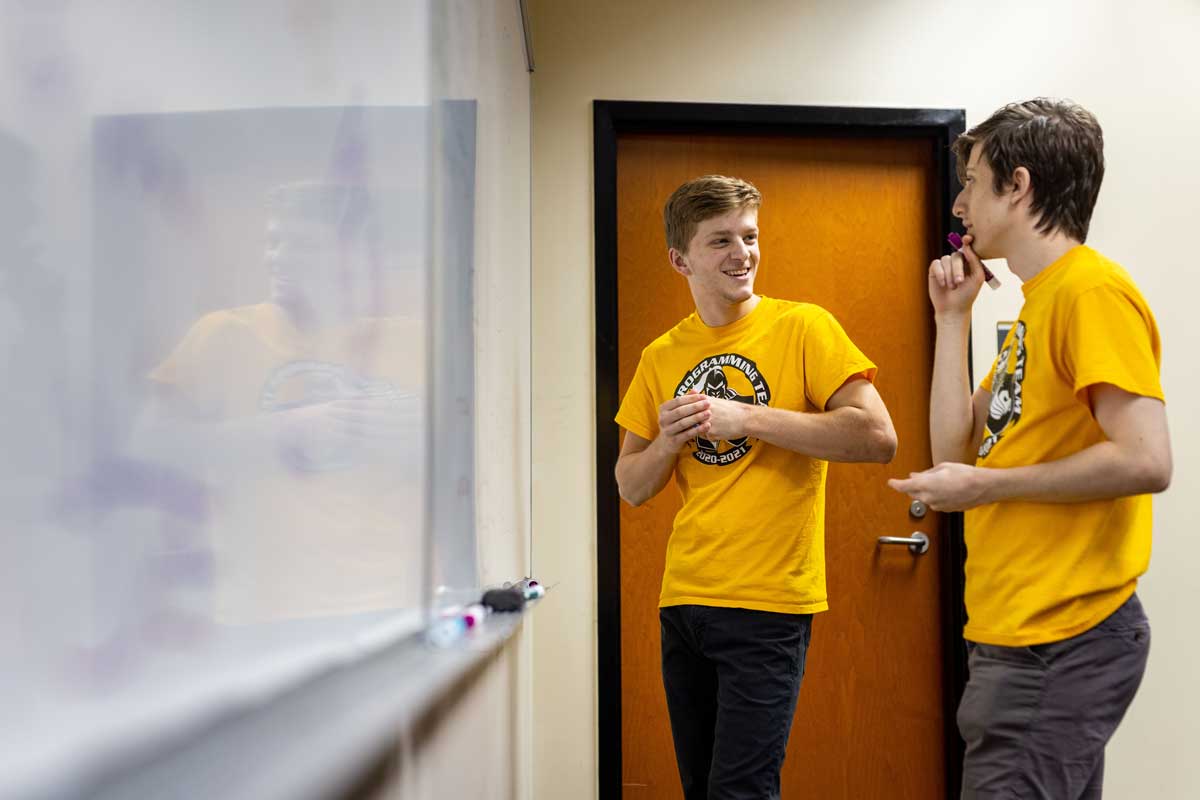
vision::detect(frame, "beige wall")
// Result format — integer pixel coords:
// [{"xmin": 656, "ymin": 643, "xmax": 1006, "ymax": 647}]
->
[
  {"xmin": 439, "ymin": 0, "xmax": 533, "ymax": 592},
  {"xmin": 529, "ymin": 1, "xmax": 1200, "ymax": 797},
  {"xmin": 444, "ymin": 0, "xmax": 534, "ymax": 796},
  {"xmin": 374, "ymin": 1, "xmax": 533, "ymax": 798},
  {"xmin": 364, "ymin": 629, "xmax": 525, "ymax": 800}
]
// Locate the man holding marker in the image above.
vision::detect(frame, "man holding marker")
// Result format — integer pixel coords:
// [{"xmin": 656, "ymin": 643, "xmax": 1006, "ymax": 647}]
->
[
  {"xmin": 890, "ymin": 98, "xmax": 1172, "ymax": 799},
  {"xmin": 615, "ymin": 175, "xmax": 896, "ymax": 800}
]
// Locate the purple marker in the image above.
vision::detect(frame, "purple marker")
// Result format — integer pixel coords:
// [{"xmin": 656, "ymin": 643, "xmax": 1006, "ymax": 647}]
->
[{"xmin": 948, "ymin": 232, "xmax": 1001, "ymax": 290}]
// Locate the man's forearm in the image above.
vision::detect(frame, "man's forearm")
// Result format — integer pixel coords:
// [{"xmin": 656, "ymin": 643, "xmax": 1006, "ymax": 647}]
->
[
  {"xmin": 743, "ymin": 404, "xmax": 895, "ymax": 463},
  {"xmin": 615, "ymin": 437, "xmax": 679, "ymax": 506},
  {"xmin": 979, "ymin": 441, "xmax": 1171, "ymax": 505},
  {"xmin": 931, "ymin": 313, "xmax": 976, "ymax": 464}
]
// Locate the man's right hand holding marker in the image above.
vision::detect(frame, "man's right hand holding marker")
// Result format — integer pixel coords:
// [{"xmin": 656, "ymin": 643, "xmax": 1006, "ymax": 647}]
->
[{"xmin": 928, "ymin": 233, "xmax": 986, "ymax": 317}]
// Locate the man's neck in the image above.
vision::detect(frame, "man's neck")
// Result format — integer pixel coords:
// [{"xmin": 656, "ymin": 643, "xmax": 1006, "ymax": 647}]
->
[
  {"xmin": 695, "ymin": 294, "xmax": 760, "ymax": 328},
  {"xmin": 275, "ymin": 298, "xmax": 353, "ymax": 336},
  {"xmin": 1002, "ymin": 230, "xmax": 1084, "ymax": 283}
]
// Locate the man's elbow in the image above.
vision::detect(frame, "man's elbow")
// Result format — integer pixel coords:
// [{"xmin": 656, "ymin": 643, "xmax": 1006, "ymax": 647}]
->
[
  {"xmin": 618, "ymin": 484, "xmax": 647, "ymax": 507},
  {"xmin": 865, "ymin": 417, "xmax": 898, "ymax": 464},
  {"xmin": 1142, "ymin": 453, "xmax": 1172, "ymax": 494},
  {"xmin": 851, "ymin": 429, "xmax": 897, "ymax": 464},
  {"xmin": 880, "ymin": 428, "xmax": 899, "ymax": 463},
  {"xmin": 1123, "ymin": 446, "xmax": 1172, "ymax": 495},
  {"xmin": 615, "ymin": 467, "xmax": 648, "ymax": 507},
  {"xmin": 841, "ymin": 408, "xmax": 897, "ymax": 463},
  {"xmin": 869, "ymin": 428, "xmax": 898, "ymax": 464}
]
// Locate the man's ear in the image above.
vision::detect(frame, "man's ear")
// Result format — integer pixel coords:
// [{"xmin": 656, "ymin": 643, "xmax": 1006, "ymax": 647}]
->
[
  {"xmin": 669, "ymin": 247, "xmax": 692, "ymax": 276},
  {"xmin": 1009, "ymin": 166, "xmax": 1034, "ymax": 206}
]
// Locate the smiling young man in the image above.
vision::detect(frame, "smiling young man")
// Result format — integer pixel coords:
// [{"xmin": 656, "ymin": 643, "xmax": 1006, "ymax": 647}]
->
[
  {"xmin": 615, "ymin": 175, "xmax": 896, "ymax": 800},
  {"xmin": 889, "ymin": 100, "xmax": 1172, "ymax": 799}
]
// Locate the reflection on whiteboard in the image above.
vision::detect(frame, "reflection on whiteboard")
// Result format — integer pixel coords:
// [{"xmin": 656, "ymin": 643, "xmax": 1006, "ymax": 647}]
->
[{"xmin": 88, "ymin": 107, "xmax": 429, "ymax": 626}]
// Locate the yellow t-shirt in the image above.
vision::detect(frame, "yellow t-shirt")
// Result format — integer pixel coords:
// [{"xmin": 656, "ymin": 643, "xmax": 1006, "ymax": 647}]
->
[
  {"xmin": 150, "ymin": 302, "xmax": 425, "ymax": 623},
  {"xmin": 615, "ymin": 297, "xmax": 876, "ymax": 614},
  {"xmin": 965, "ymin": 246, "xmax": 1163, "ymax": 646}
]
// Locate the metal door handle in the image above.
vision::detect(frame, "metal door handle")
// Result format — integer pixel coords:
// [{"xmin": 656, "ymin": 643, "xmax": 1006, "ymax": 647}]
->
[{"xmin": 877, "ymin": 532, "xmax": 929, "ymax": 555}]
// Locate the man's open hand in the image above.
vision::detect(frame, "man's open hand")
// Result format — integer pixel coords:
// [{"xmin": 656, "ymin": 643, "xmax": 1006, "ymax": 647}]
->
[{"xmin": 888, "ymin": 462, "xmax": 990, "ymax": 511}]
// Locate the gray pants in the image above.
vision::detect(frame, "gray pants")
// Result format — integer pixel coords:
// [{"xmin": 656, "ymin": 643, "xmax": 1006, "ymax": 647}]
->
[{"xmin": 958, "ymin": 592, "xmax": 1150, "ymax": 799}]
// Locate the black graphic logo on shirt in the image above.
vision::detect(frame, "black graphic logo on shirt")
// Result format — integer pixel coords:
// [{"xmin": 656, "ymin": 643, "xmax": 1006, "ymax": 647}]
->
[
  {"xmin": 674, "ymin": 353, "xmax": 771, "ymax": 467},
  {"xmin": 978, "ymin": 321, "xmax": 1026, "ymax": 459},
  {"xmin": 261, "ymin": 360, "xmax": 401, "ymax": 472}
]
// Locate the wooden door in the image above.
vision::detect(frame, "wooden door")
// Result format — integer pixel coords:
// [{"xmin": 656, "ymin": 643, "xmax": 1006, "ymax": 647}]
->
[{"xmin": 616, "ymin": 132, "xmax": 946, "ymax": 799}]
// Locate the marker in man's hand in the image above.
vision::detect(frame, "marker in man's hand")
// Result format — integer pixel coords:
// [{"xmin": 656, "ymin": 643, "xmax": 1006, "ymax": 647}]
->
[{"xmin": 948, "ymin": 232, "xmax": 1001, "ymax": 290}]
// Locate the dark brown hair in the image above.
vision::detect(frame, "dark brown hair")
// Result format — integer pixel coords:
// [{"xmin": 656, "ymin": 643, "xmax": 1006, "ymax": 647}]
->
[
  {"xmin": 663, "ymin": 175, "xmax": 761, "ymax": 253},
  {"xmin": 952, "ymin": 98, "xmax": 1105, "ymax": 241}
]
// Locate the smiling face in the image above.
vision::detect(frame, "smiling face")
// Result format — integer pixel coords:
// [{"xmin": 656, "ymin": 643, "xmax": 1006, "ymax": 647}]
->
[
  {"xmin": 263, "ymin": 182, "xmax": 383, "ymax": 330},
  {"xmin": 670, "ymin": 206, "xmax": 760, "ymax": 325}
]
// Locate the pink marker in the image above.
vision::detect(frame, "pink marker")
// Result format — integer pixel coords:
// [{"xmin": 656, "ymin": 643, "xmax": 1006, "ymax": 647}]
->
[
  {"xmin": 463, "ymin": 604, "xmax": 488, "ymax": 628},
  {"xmin": 948, "ymin": 232, "xmax": 1001, "ymax": 290}
]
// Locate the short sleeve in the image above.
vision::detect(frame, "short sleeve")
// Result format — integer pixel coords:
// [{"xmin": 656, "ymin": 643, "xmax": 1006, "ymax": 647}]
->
[
  {"xmin": 979, "ymin": 328, "xmax": 1008, "ymax": 392},
  {"xmin": 1065, "ymin": 285, "xmax": 1163, "ymax": 404},
  {"xmin": 148, "ymin": 312, "xmax": 243, "ymax": 420},
  {"xmin": 615, "ymin": 351, "xmax": 661, "ymax": 441},
  {"xmin": 978, "ymin": 360, "xmax": 997, "ymax": 393},
  {"xmin": 803, "ymin": 311, "xmax": 878, "ymax": 410}
]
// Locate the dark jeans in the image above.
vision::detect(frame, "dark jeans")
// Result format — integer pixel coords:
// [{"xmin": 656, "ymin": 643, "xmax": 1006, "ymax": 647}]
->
[
  {"xmin": 958, "ymin": 592, "xmax": 1151, "ymax": 799},
  {"xmin": 660, "ymin": 604, "xmax": 813, "ymax": 800}
]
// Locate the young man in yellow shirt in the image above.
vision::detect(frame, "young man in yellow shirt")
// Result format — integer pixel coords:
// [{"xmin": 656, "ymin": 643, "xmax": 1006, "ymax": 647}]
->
[
  {"xmin": 890, "ymin": 99, "xmax": 1172, "ymax": 799},
  {"xmin": 615, "ymin": 175, "xmax": 897, "ymax": 800}
]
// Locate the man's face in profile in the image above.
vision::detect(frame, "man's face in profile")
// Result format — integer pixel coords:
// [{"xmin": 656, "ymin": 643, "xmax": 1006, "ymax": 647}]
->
[{"xmin": 265, "ymin": 214, "xmax": 366, "ymax": 318}]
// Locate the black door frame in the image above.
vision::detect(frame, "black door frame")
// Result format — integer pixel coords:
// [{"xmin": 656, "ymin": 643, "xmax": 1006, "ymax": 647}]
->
[{"xmin": 593, "ymin": 100, "xmax": 970, "ymax": 799}]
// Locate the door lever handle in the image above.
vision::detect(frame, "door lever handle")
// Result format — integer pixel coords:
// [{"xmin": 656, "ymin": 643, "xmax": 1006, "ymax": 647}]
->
[{"xmin": 877, "ymin": 532, "xmax": 929, "ymax": 555}]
